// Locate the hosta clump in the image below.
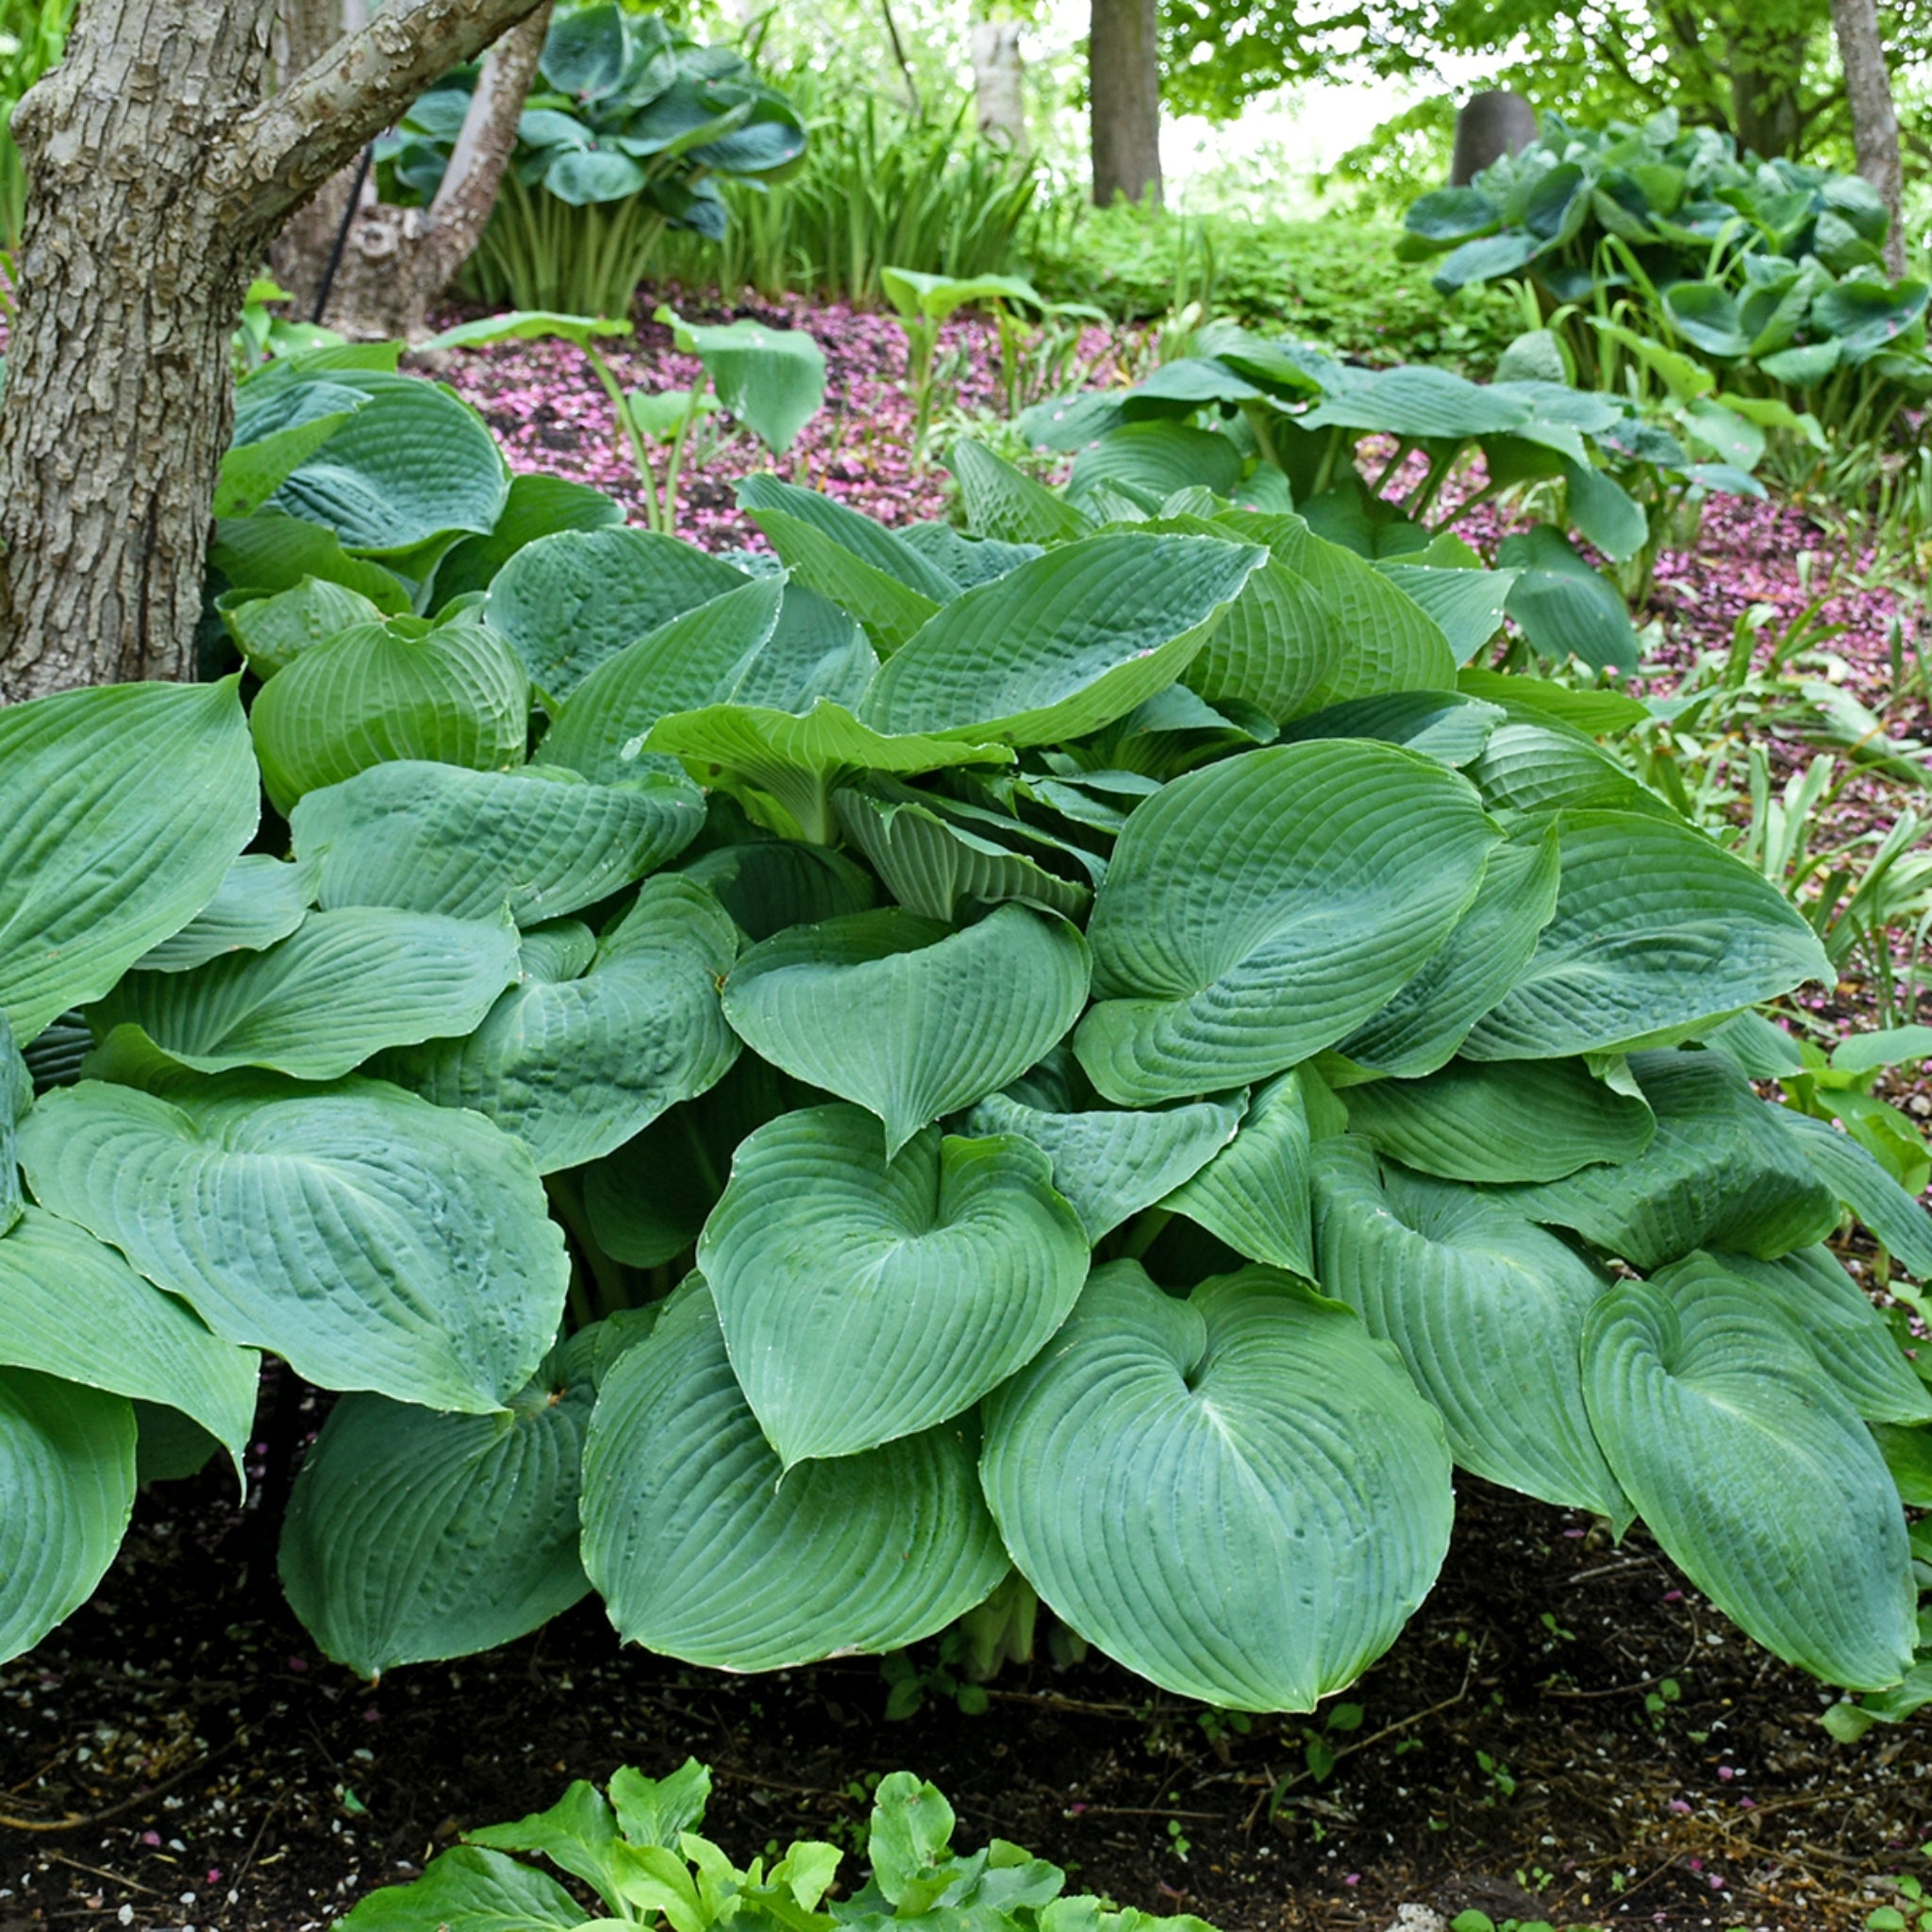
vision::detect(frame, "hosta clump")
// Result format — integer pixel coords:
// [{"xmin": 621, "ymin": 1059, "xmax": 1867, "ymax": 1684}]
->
[{"xmin": 4, "ymin": 377, "xmax": 1931, "ymax": 1714}]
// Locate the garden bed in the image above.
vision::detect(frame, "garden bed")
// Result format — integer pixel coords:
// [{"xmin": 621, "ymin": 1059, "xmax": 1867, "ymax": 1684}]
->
[{"xmin": 4, "ymin": 293, "xmax": 1929, "ymax": 1932}]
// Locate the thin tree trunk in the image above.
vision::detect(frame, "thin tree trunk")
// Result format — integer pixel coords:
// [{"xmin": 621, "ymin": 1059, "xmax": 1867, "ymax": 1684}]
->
[
  {"xmin": 322, "ymin": 0, "xmax": 552, "ymax": 339},
  {"xmin": 0, "ymin": 0, "xmax": 546, "ymax": 700},
  {"xmin": 1089, "ymin": 0, "xmax": 1159, "ymax": 207},
  {"xmin": 1830, "ymin": 0, "xmax": 1907, "ymax": 275},
  {"xmin": 1724, "ymin": 26, "xmax": 1810, "ymax": 158},
  {"xmin": 972, "ymin": 16, "xmax": 1028, "ymax": 154}
]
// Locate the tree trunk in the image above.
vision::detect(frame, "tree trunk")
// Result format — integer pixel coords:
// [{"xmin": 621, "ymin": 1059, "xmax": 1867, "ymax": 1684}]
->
[
  {"xmin": 1090, "ymin": 0, "xmax": 1159, "ymax": 207},
  {"xmin": 0, "ymin": 0, "xmax": 547, "ymax": 700},
  {"xmin": 972, "ymin": 17, "xmax": 1028, "ymax": 154},
  {"xmin": 1449, "ymin": 91, "xmax": 1537, "ymax": 186},
  {"xmin": 1830, "ymin": 0, "xmax": 1907, "ymax": 276},
  {"xmin": 322, "ymin": 0, "xmax": 552, "ymax": 340},
  {"xmin": 1724, "ymin": 25, "xmax": 1810, "ymax": 157}
]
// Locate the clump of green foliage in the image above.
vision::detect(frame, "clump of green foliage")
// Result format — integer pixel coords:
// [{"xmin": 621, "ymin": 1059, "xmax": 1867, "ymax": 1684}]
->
[
  {"xmin": 380, "ymin": 0, "xmax": 807, "ymax": 319},
  {"xmin": 341, "ymin": 1759, "xmax": 1212, "ymax": 1932},
  {"xmin": 651, "ymin": 84, "xmax": 1043, "ymax": 308},
  {"xmin": 1025, "ymin": 202, "xmax": 1522, "ymax": 371},
  {"xmin": 3, "ymin": 334, "xmax": 1930, "ymax": 1724},
  {"xmin": 1400, "ymin": 109, "xmax": 1930, "ymax": 508}
]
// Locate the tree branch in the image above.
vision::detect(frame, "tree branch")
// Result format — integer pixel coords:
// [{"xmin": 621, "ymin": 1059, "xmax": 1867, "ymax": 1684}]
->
[{"xmin": 217, "ymin": 0, "xmax": 546, "ymax": 228}]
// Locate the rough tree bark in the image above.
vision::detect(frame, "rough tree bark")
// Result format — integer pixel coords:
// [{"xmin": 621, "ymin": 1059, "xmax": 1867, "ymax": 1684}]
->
[
  {"xmin": 1829, "ymin": 0, "xmax": 1907, "ymax": 275},
  {"xmin": 1089, "ymin": 0, "xmax": 1160, "ymax": 207},
  {"xmin": 316, "ymin": 0, "xmax": 552, "ymax": 339},
  {"xmin": 0, "ymin": 0, "xmax": 546, "ymax": 702},
  {"xmin": 972, "ymin": 17, "xmax": 1028, "ymax": 155}
]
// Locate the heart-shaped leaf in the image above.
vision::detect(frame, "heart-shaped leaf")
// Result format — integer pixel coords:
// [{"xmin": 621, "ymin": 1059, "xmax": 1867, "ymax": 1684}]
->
[
  {"xmin": 964, "ymin": 1054, "xmax": 1241, "ymax": 1241},
  {"xmin": 581, "ymin": 1284, "xmax": 1009, "ymax": 1669},
  {"xmin": 721, "ymin": 905, "xmax": 1091, "ymax": 1157},
  {"xmin": 1158, "ymin": 1070, "xmax": 1314, "ymax": 1274},
  {"xmin": 486, "ymin": 528, "xmax": 749, "ymax": 702},
  {"xmin": 280, "ymin": 1332, "xmax": 603, "ymax": 1678},
  {"xmin": 1312, "ymin": 1138, "xmax": 1626, "ymax": 1518},
  {"xmin": 375, "ymin": 879, "xmax": 741, "ymax": 1173},
  {"xmin": 93, "ymin": 907, "xmax": 520, "ymax": 1080},
  {"xmin": 1340, "ymin": 1056, "xmax": 1656, "ymax": 1185},
  {"xmin": 1074, "ymin": 742, "xmax": 1496, "ymax": 1104},
  {"xmin": 0, "ymin": 1368, "xmax": 135, "ymax": 1667},
  {"xmin": 19, "ymin": 1053, "xmax": 567, "ymax": 1412},
  {"xmin": 980, "ymin": 1262, "xmax": 1453, "ymax": 1710},
  {"xmin": 860, "ymin": 535, "xmax": 1265, "ymax": 744},
  {"xmin": 699, "ymin": 1102, "xmax": 1089, "ymax": 1462},
  {"xmin": 1461, "ymin": 812, "xmax": 1831, "ymax": 1060},
  {"xmin": 1582, "ymin": 1257, "xmax": 1916, "ymax": 1690},
  {"xmin": 0, "ymin": 679, "xmax": 258, "ymax": 1042},
  {"xmin": 291, "ymin": 761, "xmax": 705, "ymax": 924},
  {"xmin": 0, "ymin": 1208, "xmax": 259, "ymax": 1472}
]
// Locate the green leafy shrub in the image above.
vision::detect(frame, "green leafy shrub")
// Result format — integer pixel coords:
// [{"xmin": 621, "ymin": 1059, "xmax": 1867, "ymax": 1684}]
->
[
  {"xmin": 1398, "ymin": 109, "xmax": 1930, "ymax": 505},
  {"xmin": 380, "ymin": 0, "xmax": 807, "ymax": 319},
  {"xmin": 341, "ymin": 1760, "xmax": 1213, "ymax": 1932},
  {"xmin": 652, "ymin": 87, "xmax": 1042, "ymax": 308},
  {"xmin": 1026, "ymin": 201, "xmax": 1521, "ymax": 372},
  {"xmin": 4, "ymin": 341, "xmax": 1931, "ymax": 1715},
  {"xmin": 0, "ymin": 0, "xmax": 71, "ymax": 248}
]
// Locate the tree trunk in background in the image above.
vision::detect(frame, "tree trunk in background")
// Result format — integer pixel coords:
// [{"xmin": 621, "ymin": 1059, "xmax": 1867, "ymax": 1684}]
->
[
  {"xmin": 321, "ymin": 0, "xmax": 551, "ymax": 338},
  {"xmin": 1724, "ymin": 25, "xmax": 1810, "ymax": 157},
  {"xmin": 972, "ymin": 17, "xmax": 1028, "ymax": 154},
  {"xmin": 1090, "ymin": 0, "xmax": 1159, "ymax": 206},
  {"xmin": 1449, "ymin": 91, "xmax": 1537, "ymax": 186},
  {"xmin": 0, "ymin": 0, "xmax": 547, "ymax": 700},
  {"xmin": 270, "ymin": 0, "xmax": 373, "ymax": 317},
  {"xmin": 1830, "ymin": 0, "xmax": 1907, "ymax": 275}
]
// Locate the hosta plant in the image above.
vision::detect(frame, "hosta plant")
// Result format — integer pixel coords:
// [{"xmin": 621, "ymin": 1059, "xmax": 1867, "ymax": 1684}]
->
[
  {"xmin": 1015, "ymin": 316, "xmax": 1783, "ymax": 668},
  {"xmin": 380, "ymin": 0, "xmax": 807, "ymax": 318},
  {"xmin": 4, "ymin": 354, "xmax": 1931, "ymax": 1714},
  {"xmin": 1397, "ymin": 109, "xmax": 1930, "ymax": 502},
  {"xmin": 341, "ymin": 1760, "xmax": 1213, "ymax": 1932}
]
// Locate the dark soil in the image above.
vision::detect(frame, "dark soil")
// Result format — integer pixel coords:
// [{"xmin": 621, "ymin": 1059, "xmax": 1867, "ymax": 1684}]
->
[{"xmin": 3, "ymin": 1398, "xmax": 1925, "ymax": 1932}]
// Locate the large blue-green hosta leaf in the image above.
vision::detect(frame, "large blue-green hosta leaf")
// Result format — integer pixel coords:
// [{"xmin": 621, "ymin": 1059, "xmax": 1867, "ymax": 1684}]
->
[
  {"xmin": 859, "ymin": 535, "xmax": 1265, "ymax": 744},
  {"xmin": 581, "ymin": 1285, "xmax": 1009, "ymax": 1668},
  {"xmin": 280, "ymin": 1333, "xmax": 602, "ymax": 1679},
  {"xmin": 698, "ymin": 1103, "xmax": 1089, "ymax": 1463},
  {"xmin": 534, "ymin": 577, "xmax": 785, "ymax": 785},
  {"xmin": 1460, "ymin": 812, "xmax": 1830, "ymax": 1059},
  {"xmin": 980, "ymin": 1263, "xmax": 1453, "ymax": 1711},
  {"xmin": 18, "ymin": 1053, "xmax": 567, "ymax": 1413},
  {"xmin": 1339, "ymin": 822, "xmax": 1561, "ymax": 1077},
  {"xmin": 1158, "ymin": 1070, "xmax": 1314, "ymax": 1274},
  {"xmin": 1500, "ymin": 1049, "xmax": 1838, "ymax": 1267},
  {"xmin": 1183, "ymin": 521, "xmax": 1457, "ymax": 724},
  {"xmin": 260, "ymin": 369, "xmax": 509, "ymax": 558},
  {"xmin": 1709, "ymin": 1246, "xmax": 1932, "ymax": 1425},
  {"xmin": 92, "ymin": 907, "xmax": 521, "ymax": 1080},
  {"xmin": 375, "ymin": 880, "xmax": 741, "ymax": 1173},
  {"xmin": 249, "ymin": 616, "xmax": 530, "ymax": 817},
  {"xmin": 134, "ymin": 856, "xmax": 318, "ymax": 973},
  {"xmin": 1776, "ymin": 1108, "xmax": 1932, "ymax": 1278},
  {"xmin": 647, "ymin": 701, "xmax": 1013, "ymax": 845},
  {"xmin": 0, "ymin": 680, "xmax": 258, "ymax": 1042},
  {"xmin": 721, "ymin": 906, "xmax": 1091, "ymax": 1157},
  {"xmin": 486, "ymin": 528, "xmax": 749, "ymax": 702},
  {"xmin": 0, "ymin": 1368, "xmax": 135, "ymax": 1666},
  {"xmin": 0, "ymin": 1208, "xmax": 259, "ymax": 1471},
  {"xmin": 1339, "ymin": 1056, "xmax": 1656, "ymax": 1185},
  {"xmin": 1074, "ymin": 742, "xmax": 1496, "ymax": 1104},
  {"xmin": 1495, "ymin": 526, "xmax": 1640, "ymax": 673},
  {"xmin": 291, "ymin": 761, "xmax": 704, "ymax": 924},
  {"xmin": 1312, "ymin": 1139, "xmax": 1626, "ymax": 1520},
  {"xmin": 1582, "ymin": 1257, "xmax": 1917, "ymax": 1690},
  {"xmin": 964, "ymin": 1054, "xmax": 1241, "ymax": 1241}
]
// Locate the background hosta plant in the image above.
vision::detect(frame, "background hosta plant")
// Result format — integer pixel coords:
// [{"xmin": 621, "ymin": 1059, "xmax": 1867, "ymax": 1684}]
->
[{"xmin": 4, "ymin": 342, "xmax": 1930, "ymax": 1716}]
